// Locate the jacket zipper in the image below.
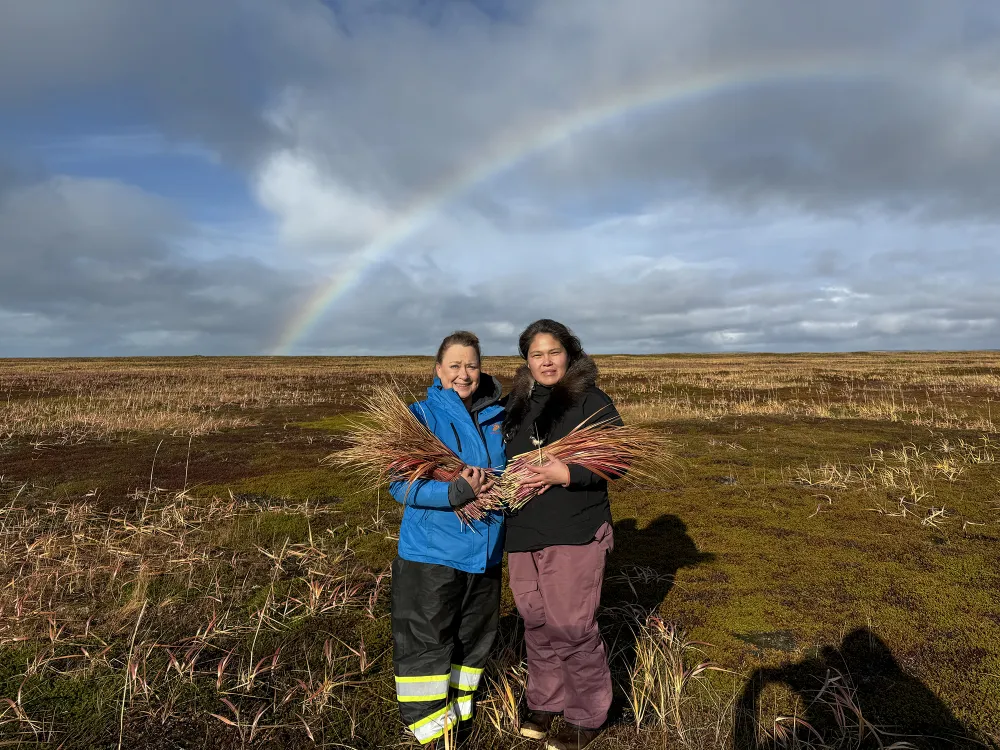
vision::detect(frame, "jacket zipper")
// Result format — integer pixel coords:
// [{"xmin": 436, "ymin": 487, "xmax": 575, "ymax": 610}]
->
[
  {"xmin": 471, "ymin": 407, "xmax": 496, "ymax": 568},
  {"xmin": 472, "ymin": 412, "xmax": 493, "ymax": 569},
  {"xmin": 471, "ymin": 412, "xmax": 491, "ymax": 467},
  {"xmin": 450, "ymin": 423, "xmax": 463, "ymax": 453}
]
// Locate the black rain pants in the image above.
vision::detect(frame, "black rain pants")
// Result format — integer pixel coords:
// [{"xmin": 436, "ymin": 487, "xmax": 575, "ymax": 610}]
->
[{"xmin": 391, "ymin": 556, "xmax": 501, "ymax": 744}]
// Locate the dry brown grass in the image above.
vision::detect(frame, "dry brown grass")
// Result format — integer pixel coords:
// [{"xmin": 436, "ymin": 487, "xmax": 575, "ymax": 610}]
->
[
  {"xmin": 0, "ymin": 477, "xmax": 390, "ymax": 746},
  {"xmin": 610, "ymin": 353, "xmax": 1000, "ymax": 431},
  {"xmin": 4, "ymin": 352, "xmax": 1000, "ymax": 440},
  {"xmin": 789, "ymin": 435, "xmax": 1000, "ymax": 531},
  {"xmin": 0, "ymin": 352, "xmax": 997, "ymax": 748}
]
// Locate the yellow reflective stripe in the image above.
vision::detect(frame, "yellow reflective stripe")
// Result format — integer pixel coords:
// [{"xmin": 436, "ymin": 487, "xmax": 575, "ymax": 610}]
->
[
  {"xmin": 419, "ymin": 726, "xmax": 446, "ymax": 745},
  {"xmin": 410, "ymin": 704, "xmax": 452, "ymax": 731},
  {"xmin": 410, "ymin": 703, "xmax": 459, "ymax": 743},
  {"xmin": 408, "ymin": 696, "xmax": 473, "ymax": 743},
  {"xmin": 455, "ymin": 695, "xmax": 473, "ymax": 719},
  {"xmin": 449, "ymin": 664, "xmax": 483, "ymax": 690},
  {"xmin": 398, "ymin": 693, "xmax": 448, "ymax": 703},
  {"xmin": 396, "ymin": 673, "xmax": 450, "ymax": 701}
]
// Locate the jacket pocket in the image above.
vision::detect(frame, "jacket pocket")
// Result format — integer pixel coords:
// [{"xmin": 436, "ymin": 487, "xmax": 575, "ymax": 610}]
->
[
  {"xmin": 423, "ymin": 509, "xmax": 475, "ymax": 566},
  {"xmin": 398, "ymin": 505, "xmax": 431, "ymax": 562},
  {"xmin": 510, "ymin": 578, "xmax": 546, "ymax": 629}
]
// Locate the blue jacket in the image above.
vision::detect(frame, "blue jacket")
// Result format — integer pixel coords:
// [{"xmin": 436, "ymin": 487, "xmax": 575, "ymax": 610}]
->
[{"xmin": 390, "ymin": 376, "xmax": 506, "ymax": 574}]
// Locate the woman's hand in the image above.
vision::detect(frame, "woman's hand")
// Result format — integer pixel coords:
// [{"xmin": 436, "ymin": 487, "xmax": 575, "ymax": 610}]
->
[
  {"xmin": 522, "ymin": 454, "xmax": 571, "ymax": 495},
  {"xmin": 461, "ymin": 466, "xmax": 496, "ymax": 497}
]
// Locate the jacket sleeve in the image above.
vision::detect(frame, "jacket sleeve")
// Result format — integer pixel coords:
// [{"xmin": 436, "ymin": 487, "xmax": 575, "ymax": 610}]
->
[
  {"xmin": 566, "ymin": 388, "xmax": 626, "ymax": 489},
  {"xmin": 390, "ymin": 477, "xmax": 453, "ymax": 510},
  {"xmin": 388, "ymin": 401, "xmax": 454, "ymax": 511}
]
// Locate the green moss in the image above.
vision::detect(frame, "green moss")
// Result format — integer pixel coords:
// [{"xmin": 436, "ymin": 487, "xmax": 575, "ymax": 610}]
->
[
  {"xmin": 20, "ymin": 672, "xmax": 120, "ymax": 742},
  {"xmin": 7, "ymin": 354, "xmax": 1000, "ymax": 747},
  {"xmin": 350, "ymin": 532, "xmax": 398, "ymax": 569},
  {"xmin": 295, "ymin": 412, "xmax": 368, "ymax": 432},
  {"xmin": 206, "ymin": 468, "xmax": 345, "ymax": 502},
  {"xmin": 212, "ymin": 510, "xmax": 315, "ymax": 550},
  {"xmin": 50, "ymin": 479, "xmax": 103, "ymax": 499},
  {"xmin": 0, "ymin": 643, "xmax": 41, "ymax": 686}
]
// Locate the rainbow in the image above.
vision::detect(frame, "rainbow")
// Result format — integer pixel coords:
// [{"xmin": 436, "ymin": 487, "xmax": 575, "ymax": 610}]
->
[{"xmin": 273, "ymin": 56, "xmax": 884, "ymax": 354}]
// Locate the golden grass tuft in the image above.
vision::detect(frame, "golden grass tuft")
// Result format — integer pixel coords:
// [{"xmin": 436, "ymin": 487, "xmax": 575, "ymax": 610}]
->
[{"xmin": 322, "ymin": 385, "xmax": 465, "ymax": 487}]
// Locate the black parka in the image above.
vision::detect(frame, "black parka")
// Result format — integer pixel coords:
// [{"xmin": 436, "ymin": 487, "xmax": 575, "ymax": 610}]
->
[{"xmin": 502, "ymin": 355, "xmax": 623, "ymax": 553}]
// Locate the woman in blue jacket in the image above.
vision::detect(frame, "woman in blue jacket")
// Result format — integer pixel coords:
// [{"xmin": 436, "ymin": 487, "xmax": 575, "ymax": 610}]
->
[{"xmin": 389, "ymin": 330, "xmax": 506, "ymax": 746}]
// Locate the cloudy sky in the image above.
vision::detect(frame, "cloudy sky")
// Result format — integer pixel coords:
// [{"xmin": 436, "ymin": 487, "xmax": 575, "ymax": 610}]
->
[{"xmin": 2, "ymin": 0, "xmax": 999, "ymax": 357}]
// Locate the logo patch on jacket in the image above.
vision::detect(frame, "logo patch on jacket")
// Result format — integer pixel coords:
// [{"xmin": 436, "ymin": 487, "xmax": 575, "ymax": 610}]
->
[{"xmin": 492, "ymin": 424, "xmax": 501, "ymax": 432}]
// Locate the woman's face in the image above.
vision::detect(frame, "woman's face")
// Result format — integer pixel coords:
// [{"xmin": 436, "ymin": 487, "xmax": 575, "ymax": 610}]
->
[
  {"xmin": 435, "ymin": 344, "xmax": 481, "ymax": 402},
  {"xmin": 526, "ymin": 333, "xmax": 568, "ymax": 387}
]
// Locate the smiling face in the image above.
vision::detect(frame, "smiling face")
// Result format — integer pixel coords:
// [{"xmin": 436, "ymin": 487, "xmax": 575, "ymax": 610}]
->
[
  {"xmin": 526, "ymin": 333, "xmax": 569, "ymax": 387},
  {"xmin": 435, "ymin": 344, "xmax": 481, "ymax": 403}
]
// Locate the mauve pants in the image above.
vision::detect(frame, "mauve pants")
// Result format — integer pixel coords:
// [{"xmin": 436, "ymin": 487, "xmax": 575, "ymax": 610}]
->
[{"xmin": 507, "ymin": 522, "xmax": 614, "ymax": 729}]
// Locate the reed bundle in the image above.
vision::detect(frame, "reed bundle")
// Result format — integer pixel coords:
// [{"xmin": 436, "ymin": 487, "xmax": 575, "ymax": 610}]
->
[
  {"xmin": 327, "ymin": 387, "xmax": 672, "ymax": 525},
  {"xmin": 323, "ymin": 386, "xmax": 465, "ymax": 487},
  {"xmin": 468, "ymin": 416, "xmax": 674, "ymax": 517}
]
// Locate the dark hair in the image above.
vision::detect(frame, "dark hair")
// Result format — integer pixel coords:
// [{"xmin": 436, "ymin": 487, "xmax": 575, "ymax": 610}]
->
[
  {"xmin": 435, "ymin": 330, "xmax": 482, "ymax": 364},
  {"xmin": 517, "ymin": 319, "xmax": 584, "ymax": 363}
]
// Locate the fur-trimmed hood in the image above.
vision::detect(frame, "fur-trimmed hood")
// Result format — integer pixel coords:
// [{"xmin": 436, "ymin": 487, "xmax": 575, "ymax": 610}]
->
[{"xmin": 501, "ymin": 355, "xmax": 599, "ymax": 441}]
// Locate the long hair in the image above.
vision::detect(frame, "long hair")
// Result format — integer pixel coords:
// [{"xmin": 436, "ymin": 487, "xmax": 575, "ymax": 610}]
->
[
  {"xmin": 502, "ymin": 320, "xmax": 593, "ymax": 441},
  {"xmin": 517, "ymin": 319, "xmax": 585, "ymax": 364}
]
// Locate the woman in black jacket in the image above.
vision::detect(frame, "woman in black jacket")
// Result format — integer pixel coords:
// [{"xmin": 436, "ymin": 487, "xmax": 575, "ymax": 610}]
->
[{"xmin": 502, "ymin": 319, "xmax": 621, "ymax": 750}]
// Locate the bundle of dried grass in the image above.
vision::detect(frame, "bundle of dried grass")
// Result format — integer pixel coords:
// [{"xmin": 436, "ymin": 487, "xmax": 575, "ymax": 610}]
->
[
  {"xmin": 326, "ymin": 387, "xmax": 672, "ymax": 525},
  {"xmin": 324, "ymin": 386, "xmax": 465, "ymax": 486},
  {"xmin": 470, "ymin": 416, "xmax": 674, "ymax": 515},
  {"xmin": 323, "ymin": 386, "xmax": 498, "ymax": 525}
]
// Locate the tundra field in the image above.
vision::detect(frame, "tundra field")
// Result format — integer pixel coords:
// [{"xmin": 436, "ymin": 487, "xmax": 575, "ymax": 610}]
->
[{"xmin": 0, "ymin": 353, "xmax": 998, "ymax": 750}]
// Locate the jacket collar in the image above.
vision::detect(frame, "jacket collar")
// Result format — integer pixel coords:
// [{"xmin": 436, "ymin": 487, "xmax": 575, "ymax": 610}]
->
[
  {"xmin": 501, "ymin": 355, "xmax": 599, "ymax": 440},
  {"xmin": 428, "ymin": 374, "xmax": 503, "ymax": 417}
]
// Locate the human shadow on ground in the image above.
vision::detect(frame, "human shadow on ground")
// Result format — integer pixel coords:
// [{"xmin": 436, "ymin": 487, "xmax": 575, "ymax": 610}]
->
[
  {"xmin": 604, "ymin": 515, "xmax": 715, "ymax": 615},
  {"xmin": 733, "ymin": 627, "xmax": 986, "ymax": 750},
  {"xmin": 602, "ymin": 514, "xmax": 715, "ymax": 724}
]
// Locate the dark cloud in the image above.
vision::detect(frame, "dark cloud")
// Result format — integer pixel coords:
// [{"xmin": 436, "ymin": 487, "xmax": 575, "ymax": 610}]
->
[
  {"xmin": 0, "ymin": 0, "xmax": 333, "ymax": 164},
  {"xmin": 1, "ymin": 0, "xmax": 999, "ymax": 355},
  {"xmin": 2, "ymin": 171, "xmax": 996, "ymax": 355},
  {"xmin": 297, "ymin": 248, "xmax": 999, "ymax": 356},
  {"xmin": 4, "ymin": 0, "xmax": 998, "ymax": 215},
  {"xmin": 0, "ymin": 174, "xmax": 306, "ymax": 356},
  {"xmin": 242, "ymin": 0, "xmax": 1000, "ymax": 221}
]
